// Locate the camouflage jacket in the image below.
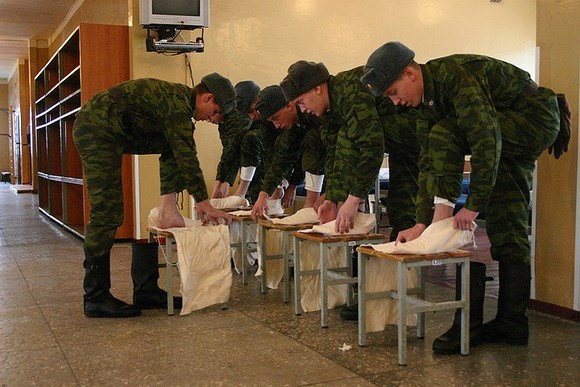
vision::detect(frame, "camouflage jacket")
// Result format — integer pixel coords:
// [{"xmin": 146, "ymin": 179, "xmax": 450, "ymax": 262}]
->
[
  {"xmin": 261, "ymin": 107, "xmax": 319, "ymax": 194},
  {"xmin": 102, "ymin": 78, "xmax": 208, "ymax": 202},
  {"xmin": 322, "ymin": 66, "xmax": 385, "ymax": 203},
  {"xmin": 216, "ymin": 109, "xmax": 253, "ymax": 185},
  {"xmin": 415, "ymin": 55, "xmax": 534, "ymax": 223}
]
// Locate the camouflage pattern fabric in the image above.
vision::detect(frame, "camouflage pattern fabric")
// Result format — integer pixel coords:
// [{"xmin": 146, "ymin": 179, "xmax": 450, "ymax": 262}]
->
[
  {"xmin": 381, "ymin": 106, "xmax": 421, "ymax": 240},
  {"xmin": 301, "ymin": 122, "xmax": 326, "ymax": 176},
  {"xmin": 240, "ymin": 120, "xmax": 279, "ymax": 202},
  {"xmin": 73, "ymin": 78, "xmax": 206, "ymax": 257},
  {"xmin": 261, "ymin": 119, "xmax": 310, "ymax": 194},
  {"xmin": 416, "ymin": 55, "xmax": 560, "ymax": 262},
  {"xmin": 216, "ymin": 108, "xmax": 254, "ymax": 185},
  {"xmin": 321, "ymin": 67, "xmax": 385, "ymax": 203}
]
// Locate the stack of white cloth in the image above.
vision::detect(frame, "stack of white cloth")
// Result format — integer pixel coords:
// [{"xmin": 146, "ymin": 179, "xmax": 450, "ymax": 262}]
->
[
  {"xmin": 148, "ymin": 207, "xmax": 232, "ymax": 316},
  {"xmin": 229, "ymin": 198, "xmax": 285, "ymax": 217}
]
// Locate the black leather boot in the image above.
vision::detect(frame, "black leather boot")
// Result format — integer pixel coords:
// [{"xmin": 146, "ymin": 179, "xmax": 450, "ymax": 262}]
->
[
  {"xmin": 131, "ymin": 242, "xmax": 182, "ymax": 310},
  {"xmin": 482, "ymin": 259, "xmax": 530, "ymax": 345},
  {"xmin": 83, "ymin": 253, "xmax": 141, "ymax": 318},
  {"xmin": 433, "ymin": 261, "xmax": 486, "ymax": 355}
]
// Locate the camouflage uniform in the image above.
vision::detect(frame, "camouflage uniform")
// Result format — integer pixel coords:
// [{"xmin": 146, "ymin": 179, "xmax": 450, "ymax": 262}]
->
[
  {"xmin": 260, "ymin": 109, "xmax": 316, "ymax": 195},
  {"xmin": 322, "ymin": 67, "xmax": 419, "ymax": 239},
  {"xmin": 239, "ymin": 119, "xmax": 279, "ymax": 202},
  {"xmin": 73, "ymin": 78, "xmax": 207, "ymax": 258},
  {"xmin": 215, "ymin": 108, "xmax": 254, "ymax": 185},
  {"xmin": 300, "ymin": 110, "xmax": 326, "ymax": 176},
  {"xmin": 415, "ymin": 55, "xmax": 560, "ymax": 264}
]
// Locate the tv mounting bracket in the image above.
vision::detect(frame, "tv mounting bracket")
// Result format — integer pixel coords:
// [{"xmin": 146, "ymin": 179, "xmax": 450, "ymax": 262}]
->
[{"xmin": 145, "ymin": 26, "xmax": 205, "ymax": 53}]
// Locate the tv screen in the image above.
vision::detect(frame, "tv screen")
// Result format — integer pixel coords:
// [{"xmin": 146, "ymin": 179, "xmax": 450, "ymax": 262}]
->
[
  {"xmin": 141, "ymin": 0, "xmax": 209, "ymax": 29},
  {"xmin": 153, "ymin": 0, "xmax": 200, "ymax": 17}
]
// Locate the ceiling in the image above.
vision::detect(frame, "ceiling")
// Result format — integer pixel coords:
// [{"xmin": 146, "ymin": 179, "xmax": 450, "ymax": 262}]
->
[{"xmin": 0, "ymin": 0, "xmax": 78, "ymax": 81}]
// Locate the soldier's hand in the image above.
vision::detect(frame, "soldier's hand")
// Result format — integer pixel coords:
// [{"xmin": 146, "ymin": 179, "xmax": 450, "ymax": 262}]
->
[
  {"xmin": 335, "ymin": 195, "xmax": 360, "ymax": 233},
  {"xmin": 251, "ymin": 192, "xmax": 269, "ymax": 222},
  {"xmin": 453, "ymin": 208, "xmax": 478, "ymax": 231},
  {"xmin": 395, "ymin": 224, "xmax": 426, "ymax": 244},
  {"xmin": 317, "ymin": 200, "xmax": 338, "ymax": 225}
]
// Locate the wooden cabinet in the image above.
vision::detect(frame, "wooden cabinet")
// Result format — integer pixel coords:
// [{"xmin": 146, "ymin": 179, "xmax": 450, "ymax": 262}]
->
[{"xmin": 34, "ymin": 24, "xmax": 133, "ymax": 239}]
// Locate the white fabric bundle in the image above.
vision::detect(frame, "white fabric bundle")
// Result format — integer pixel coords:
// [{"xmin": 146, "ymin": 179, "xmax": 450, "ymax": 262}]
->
[
  {"xmin": 298, "ymin": 241, "xmax": 348, "ymax": 312},
  {"xmin": 229, "ymin": 220, "xmax": 258, "ymax": 273},
  {"xmin": 255, "ymin": 228, "xmax": 285, "ymax": 289},
  {"xmin": 302, "ymin": 212, "xmax": 376, "ymax": 236},
  {"xmin": 271, "ymin": 207, "xmax": 319, "ymax": 225},
  {"xmin": 228, "ymin": 198, "xmax": 285, "ymax": 217},
  {"xmin": 148, "ymin": 208, "xmax": 232, "ymax": 316},
  {"xmin": 367, "ymin": 217, "xmax": 476, "ymax": 254},
  {"xmin": 210, "ymin": 196, "xmax": 249, "ymax": 210},
  {"xmin": 363, "ymin": 258, "xmax": 417, "ymax": 332}
]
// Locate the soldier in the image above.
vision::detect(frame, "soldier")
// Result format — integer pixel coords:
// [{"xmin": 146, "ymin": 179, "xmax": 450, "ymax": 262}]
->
[
  {"xmin": 250, "ymin": 85, "xmax": 317, "ymax": 220},
  {"xmin": 73, "ymin": 74, "xmax": 235, "ymax": 318},
  {"xmin": 280, "ymin": 61, "xmax": 421, "ymax": 321},
  {"xmin": 280, "ymin": 61, "xmax": 419, "ymax": 237},
  {"xmin": 211, "ymin": 80, "xmax": 260, "ymax": 199},
  {"xmin": 362, "ymin": 41, "xmax": 567, "ymax": 354}
]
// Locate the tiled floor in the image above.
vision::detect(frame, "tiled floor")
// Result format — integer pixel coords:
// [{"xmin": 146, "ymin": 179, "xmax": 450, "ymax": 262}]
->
[{"xmin": 0, "ymin": 183, "xmax": 578, "ymax": 386}]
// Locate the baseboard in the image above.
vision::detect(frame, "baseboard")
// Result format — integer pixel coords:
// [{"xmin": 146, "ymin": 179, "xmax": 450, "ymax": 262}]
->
[{"xmin": 529, "ymin": 299, "xmax": 579, "ymax": 322}]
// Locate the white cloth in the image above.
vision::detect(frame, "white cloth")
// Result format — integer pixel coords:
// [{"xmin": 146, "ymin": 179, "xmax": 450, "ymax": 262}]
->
[
  {"xmin": 229, "ymin": 220, "xmax": 258, "ymax": 273},
  {"xmin": 301, "ymin": 212, "xmax": 376, "ymax": 236},
  {"xmin": 271, "ymin": 207, "xmax": 319, "ymax": 225},
  {"xmin": 298, "ymin": 241, "xmax": 347, "ymax": 312},
  {"xmin": 148, "ymin": 208, "xmax": 232, "ymax": 316},
  {"xmin": 228, "ymin": 199, "xmax": 285, "ymax": 218},
  {"xmin": 255, "ymin": 228, "xmax": 285, "ymax": 289},
  {"xmin": 210, "ymin": 196, "xmax": 249, "ymax": 209},
  {"xmin": 364, "ymin": 258, "xmax": 417, "ymax": 332},
  {"xmin": 367, "ymin": 217, "xmax": 476, "ymax": 254}
]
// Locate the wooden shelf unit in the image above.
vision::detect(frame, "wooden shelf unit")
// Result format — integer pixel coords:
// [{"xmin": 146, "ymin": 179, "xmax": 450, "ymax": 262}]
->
[{"xmin": 34, "ymin": 23, "xmax": 133, "ymax": 239}]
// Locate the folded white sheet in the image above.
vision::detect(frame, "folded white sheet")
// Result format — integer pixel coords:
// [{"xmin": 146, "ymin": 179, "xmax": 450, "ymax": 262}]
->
[
  {"xmin": 301, "ymin": 212, "xmax": 376, "ymax": 236},
  {"xmin": 367, "ymin": 217, "xmax": 476, "ymax": 254},
  {"xmin": 210, "ymin": 196, "xmax": 250, "ymax": 209},
  {"xmin": 271, "ymin": 207, "xmax": 319, "ymax": 225}
]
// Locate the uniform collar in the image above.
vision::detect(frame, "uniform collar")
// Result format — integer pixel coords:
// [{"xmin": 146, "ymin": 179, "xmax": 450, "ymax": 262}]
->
[{"xmin": 420, "ymin": 64, "xmax": 435, "ymax": 108}]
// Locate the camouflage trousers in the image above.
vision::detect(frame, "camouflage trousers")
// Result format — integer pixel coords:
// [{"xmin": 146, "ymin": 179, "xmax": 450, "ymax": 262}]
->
[
  {"xmin": 382, "ymin": 112, "xmax": 420, "ymax": 241},
  {"xmin": 73, "ymin": 94, "xmax": 183, "ymax": 257},
  {"xmin": 422, "ymin": 88, "xmax": 560, "ymax": 263}
]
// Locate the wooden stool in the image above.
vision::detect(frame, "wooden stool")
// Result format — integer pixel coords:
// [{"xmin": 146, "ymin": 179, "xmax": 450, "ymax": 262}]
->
[
  {"xmin": 257, "ymin": 219, "xmax": 316, "ymax": 302},
  {"xmin": 292, "ymin": 231, "xmax": 385, "ymax": 327},
  {"xmin": 356, "ymin": 246, "xmax": 471, "ymax": 366},
  {"xmin": 147, "ymin": 227, "xmax": 179, "ymax": 316},
  {"xmin": 229, "ymin": 213, "xmax": 257, "ymax": 285}
]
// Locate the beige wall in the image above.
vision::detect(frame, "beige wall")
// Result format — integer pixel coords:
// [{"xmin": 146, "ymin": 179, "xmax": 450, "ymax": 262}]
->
[
  {"xmin": 0, "ymin": 84, "xmax": 9, "ymax": 171},
  {"xmin": 535, "ymin": 0, "xmax": 579, "ymax": 309}
]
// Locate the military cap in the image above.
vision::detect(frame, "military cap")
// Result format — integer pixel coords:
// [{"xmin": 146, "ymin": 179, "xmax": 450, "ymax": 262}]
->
[
  {"xmin": 361, "ymin": 41, "xmax": 415, "ymax": 96},
  {"xmin": 280, "ymin": 60, "xmax": 330, "ymax": 101},
  {"xmin": 256, "ymin": 85, "xmax": 289, "ymax": 119},
  {"xmin": 201, "ymin": 72, "xmax": 237, "ymax": 114},
  {"xmin": 234, "ymin": 80, "xmax": 261, "ymax": 114}
]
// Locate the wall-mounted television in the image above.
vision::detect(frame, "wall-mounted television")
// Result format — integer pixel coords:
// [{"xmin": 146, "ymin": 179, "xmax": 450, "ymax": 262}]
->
[{"xmin": 140, "ymin": 0, "xmax": 210, "ymax": 29}]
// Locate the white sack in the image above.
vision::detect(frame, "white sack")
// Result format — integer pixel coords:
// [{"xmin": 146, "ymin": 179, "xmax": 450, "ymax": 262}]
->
[
  {"xmin": 229, "ymin": 220, "xmax": 258, "ymax": 273},
  {"xmin": 299, "ymin": 240, "xmax": 347, "ymax": 312},
  {"xmin": 256, "ymin": 228, "xmax": 285, "ymax": 289},
  {"xmin": 148, "ymin": 208, "xmax": 232, "ymax": 316},
  {"xmin": 364, "ymin": 257, "xmax": 417, "ymax": 332}
]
